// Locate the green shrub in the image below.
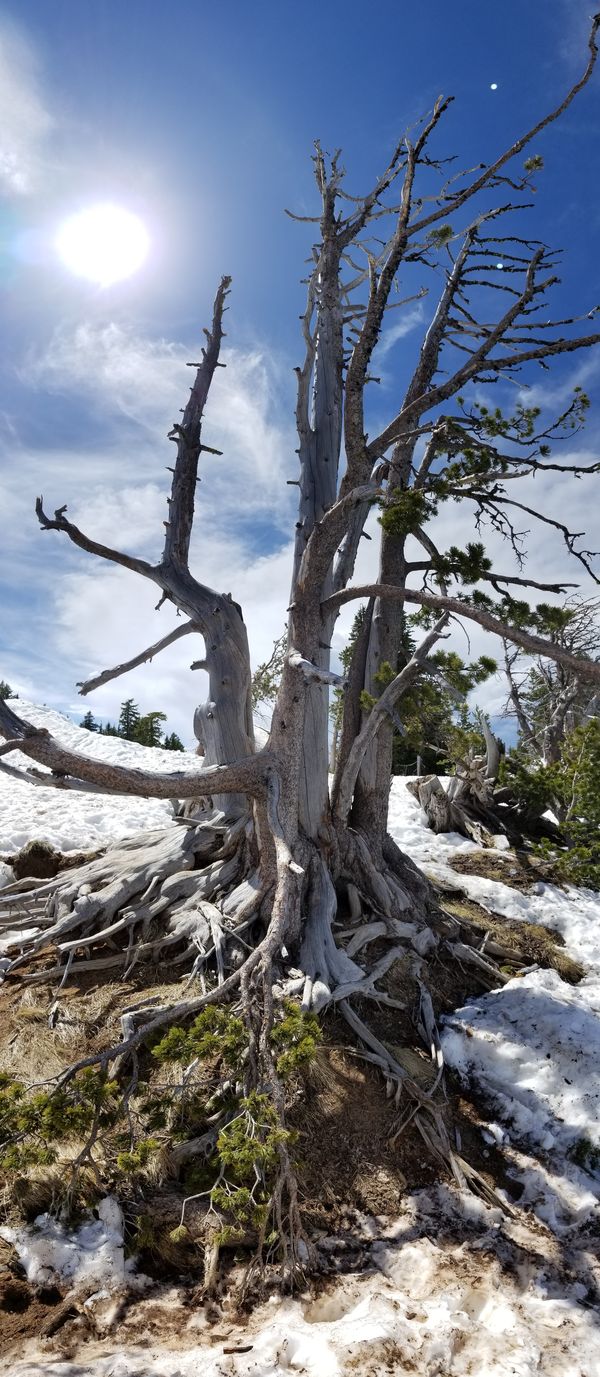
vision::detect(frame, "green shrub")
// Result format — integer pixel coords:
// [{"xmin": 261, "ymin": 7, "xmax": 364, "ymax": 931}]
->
[
  {"xmin": 0, "ymin": 998, "xmax": 320, "ymax": 1254},
  {"xmin": 504, "ymin": 719, "xmax": 600, "ymax": 889}
]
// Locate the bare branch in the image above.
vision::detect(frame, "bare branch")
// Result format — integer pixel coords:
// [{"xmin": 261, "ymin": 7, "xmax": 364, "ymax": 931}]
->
[
  {"xmin": 0, "ymin": 699, "xmax": 268, "ymax": 800},
  {"xmin": 77, "ymin": 621, "xmax": 201, "ymax": 696},
  {"xmin": 503, "ymin": 644, "xmax": 534, "ymax": 744},
  {"xmin": 408, "ymin": 14, "xmax": 600, "ymax": 239},
  {"xmin": 342, "ymin": 104, "xmax": 455, "ymax": 481},
  {"xmin": 334, "ymin": 615, "xmax": 449, "ymax": 820},
  {"xmin": 322, "ymin": 584, "xmax": 600, "ymax": 683},
  {"xmin": 288, "ymin": 649, "xmax": 346, "ymax": 687},
  {"xmin": 369, "ymin": 244, "xmax": 549, "ymax": 456},
  {"xmin": 0, "ymin": 759, "xmax": 116, "ymax": 793},
  {"xmin": 35, "ymin": 498, "xmax": 157, "ymax": 582},
  {"xmin": 483, "ymin": 330, "xmax": 600, "ymax": 374},
  {"xmin": 460, "ymin": 490, "xmax": 599, "ymax": 583},
  {"xmin": 162, "ymin": 276, "xmax": 231, "ymax": 569}
]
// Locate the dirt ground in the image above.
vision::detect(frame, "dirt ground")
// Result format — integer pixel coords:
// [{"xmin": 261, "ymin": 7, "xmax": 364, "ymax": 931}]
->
[
  {"xmin": 0, "ymin": 876, "xmax": 588, "ymax": 1361},
  {"xmin": 447, "ymin": 846, "xmax": 555, "ymax": 891}
]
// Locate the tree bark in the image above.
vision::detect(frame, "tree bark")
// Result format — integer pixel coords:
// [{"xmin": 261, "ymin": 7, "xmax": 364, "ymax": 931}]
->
[{"xmin": 289, "ymin": 195, "xmax": 344, "ymax": 839}]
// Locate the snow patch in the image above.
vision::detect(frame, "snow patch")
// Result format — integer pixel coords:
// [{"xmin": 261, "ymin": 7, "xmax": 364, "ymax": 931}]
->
[
  {"xmin": 9, "ymin": 1226, "xmax": 600, "ymax": 1376},
  {"xmin": 388, "ymin": 777, "xmax": 600, "ymax": 1230},
  {"xmin": 0, "ymin": 1197, "xmax": 133, "ymax": 1292},
  {"xmin": 0, "ymin": 698, "xmax": 202, "ymax": 854},
  {"xmin": 442, "ymin": 967, "xmax": 600, "ymax": 1160}
]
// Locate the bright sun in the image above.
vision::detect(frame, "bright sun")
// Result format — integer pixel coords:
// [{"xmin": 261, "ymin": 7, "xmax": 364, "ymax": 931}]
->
[{"xmin": 56, "ymin": 204, "xmax": 150, "ymax": 286}]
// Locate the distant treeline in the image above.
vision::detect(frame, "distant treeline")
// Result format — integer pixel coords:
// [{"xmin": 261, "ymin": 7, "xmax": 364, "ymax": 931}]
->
[{"xmin": 81, "ymin": 697, "xmax": 184, "ymax": 751}]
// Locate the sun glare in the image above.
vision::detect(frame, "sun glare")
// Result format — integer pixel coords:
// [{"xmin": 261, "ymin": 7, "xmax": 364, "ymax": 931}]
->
[{"xmin": 56, "ymin": 204, "xmax": 149, "ymax": 286}]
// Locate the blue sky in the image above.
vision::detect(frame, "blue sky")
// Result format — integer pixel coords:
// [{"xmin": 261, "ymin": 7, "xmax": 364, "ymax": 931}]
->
[{"xmin": 0, "ymin": 0, "xmax": 599, "ymax": 743}]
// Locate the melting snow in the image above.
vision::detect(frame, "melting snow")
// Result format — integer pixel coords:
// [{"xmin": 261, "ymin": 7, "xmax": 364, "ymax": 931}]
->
[
  {"xmin": 388, "ymin": 776, "xmax": 600, "ymax": 1231},
  {"xmin": 8, "ymin": 1218, "xmax": 600, "ymax": 1376},
  {"xmin": 0, "ymin": 1198, "xmax": 132, "ymax": 1292}
]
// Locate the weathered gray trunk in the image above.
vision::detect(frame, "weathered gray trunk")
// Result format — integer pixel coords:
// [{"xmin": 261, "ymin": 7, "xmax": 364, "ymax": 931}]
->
[
  {"xmin": 289, "ymin": 229, "xmax": 344, "ymax": 840},
  {"xmin": 153, "ymin": 565, "xmax": 253, "ymax": 819},
  {"xmin": 353, "ymin": 530, "xmax": 409, "ymax": 846},
  {"xmin": 193, "ymin": 623, "xmax": 254, "ymax": 818}
]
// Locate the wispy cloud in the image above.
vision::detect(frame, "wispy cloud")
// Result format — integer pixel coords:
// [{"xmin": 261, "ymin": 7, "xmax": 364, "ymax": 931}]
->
[
  {"xmin": 377, "ymin": 304, "xmax": 425, "ymax": 360},
  {"xmin": 27, "ymin": 322, "xmax": 296, "ymax": 522},
  {"xmin": 517, "ymin": 352, "xmax": 600, "ymax": 411},
  {"xmin": 0, "ymin": 21, "xmax": 53, "ymax": 194}
]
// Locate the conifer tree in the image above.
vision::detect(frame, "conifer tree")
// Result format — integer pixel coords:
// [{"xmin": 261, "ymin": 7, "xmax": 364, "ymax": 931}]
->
[
  {"xmin": 118, "ymin": 698, "xmax": 141, "ymax": 740},
  {"xmin": 134, "ymin": 711, "xmax": 167, "ymax": 747},
  {"xmin": 503, "ymin": 598, "xmax": 600, "ymax": 765},
  {"xmin": 163, "ymin": 731, "xmax": 185, "ymax": 751}
]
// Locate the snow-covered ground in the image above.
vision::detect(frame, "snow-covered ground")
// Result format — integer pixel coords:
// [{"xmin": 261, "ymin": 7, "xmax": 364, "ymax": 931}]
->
[
  {"xmin": 389, "ymin": 777, "xmax": 600, "ymax": 1234},
  {"xmin": 0, "ymin": 698, "xmax": 201, "ymax": 853},
  {"xmin": 1, "ymin": 708, "xmax": 600, "ymax": 1375},
  {"xmin": 6, "ymin": 1190, "xmax": 600, "ymax": 1376}
]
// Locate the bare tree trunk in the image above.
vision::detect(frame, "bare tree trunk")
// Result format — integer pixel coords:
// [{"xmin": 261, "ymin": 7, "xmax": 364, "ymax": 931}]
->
[
  {"xmin": 289, "ymin": 174, "xmax": 344, "ymax": 839},
  {"xmin": 353, "ymin": 429, "xmax": 418, "ymax": 844},
  {"xmin": 191, "ymin": 601, "xmax": 254, "ymax": 817},
  {"xmin": 353, "ymin": 539, "xmax": 409, "ymax": 846}
]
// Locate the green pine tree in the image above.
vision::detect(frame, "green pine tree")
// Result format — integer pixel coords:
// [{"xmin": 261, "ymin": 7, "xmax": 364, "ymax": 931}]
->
[
  {"xmin": 134, "ymin": 711, "xmax": 167, "ymax": 747},
  {"xmin": 503, "ymin": 719, "xmax": 600, "ymax": 888},
  {"xmin": 333, "ymin": 609, "xmax": 496, "ymax": 774},
  {"xmin": 118, "ymin": 699, "xmax": 141, "ymax": 740},
  {"xmin": 163, "ymin": 731, "xmax": 184, "ymax": 751},
  {"xmin": 81, "ymin": 710, "xmax": 98, "ymax": 732},
  {"xmin": 0, "ymin": 681, "xmax": 14, "ymax": 700}
]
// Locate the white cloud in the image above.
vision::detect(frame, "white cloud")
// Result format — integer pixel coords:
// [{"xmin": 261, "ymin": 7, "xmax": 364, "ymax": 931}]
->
[
  {"xmin": 27, "ymin": 322, "xmax": 296, "ymax": 523},
  {"xmin": 0, "ymin": 22, "xmax": 53, "ymax": 194},
  {"xmin": 3, "ymin": 317, "xmax": 298, "ymax": 741},
  {"xmin": 517, "ymin": 352, "xmax": 600, "ymax": 411},
  {"xmin": 377, "ymin": 305, "xmax": 425, "ymax": 359}
]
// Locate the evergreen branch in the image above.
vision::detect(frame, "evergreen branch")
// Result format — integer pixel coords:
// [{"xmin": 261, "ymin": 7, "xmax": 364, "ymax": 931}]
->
[{"xmin": 322, "ymin": 585, "xmax": 600, "ymax": 683}]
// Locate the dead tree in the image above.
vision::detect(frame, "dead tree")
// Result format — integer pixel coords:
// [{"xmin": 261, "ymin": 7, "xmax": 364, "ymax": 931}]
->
[
  {"xmin": 2, "ymin": 17, "xmax": 600, "ymax": 1271},
  {"xmin": 503, "ymin": 597, "xmax": 600, "ymax": 766}
]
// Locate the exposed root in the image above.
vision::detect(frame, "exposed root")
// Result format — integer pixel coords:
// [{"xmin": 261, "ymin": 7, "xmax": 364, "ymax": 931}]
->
[
  {"xmin": 0, "ymin": 810, "xmax": 521, "ymax": 1286},
  {"xmin": 0, "ymin": 819, "xmax": 249, "ymax": 987}
]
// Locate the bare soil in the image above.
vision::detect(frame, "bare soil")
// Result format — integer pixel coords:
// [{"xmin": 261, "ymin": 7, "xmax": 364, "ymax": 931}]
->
[
  {"xmin": 0, "ymin": 878, "xmax": 585, "ymax": 1360},
  {"xmin": 5, "ymin": 840, "xmax": 105, "ymax": 881},
  {"xmin": 447, "ymin": 846, "xmax": 554, "ymax": 891}
]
